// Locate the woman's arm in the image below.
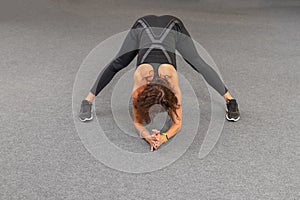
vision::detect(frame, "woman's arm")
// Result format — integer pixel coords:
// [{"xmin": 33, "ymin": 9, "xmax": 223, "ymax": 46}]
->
[
  {"xmin": 163, "ymin": 86, "xmax": 182, "ymax": 140},
  {"xmin": 133, "ymin": 117, "xmax": 151, "ymax": 139},
  {"xmin": 151, "ymin": 86, "xmax": 182, "ymax": 149},
  {"xmin": 132, "ymin": 100, "xmax": 159, "ymax": 151}
]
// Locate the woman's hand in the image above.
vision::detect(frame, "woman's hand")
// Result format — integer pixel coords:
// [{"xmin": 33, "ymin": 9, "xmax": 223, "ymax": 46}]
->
[
  {"xmin": 151, "ymin": 129, "xmax": 167, "ymax": 150},
  {"xmin": 145, "ymin": 134, "xmax": 159, "ymax": 152},
  {"xmin": 145, "ymin": 129, "xmax": 167, "ymax": 151}
]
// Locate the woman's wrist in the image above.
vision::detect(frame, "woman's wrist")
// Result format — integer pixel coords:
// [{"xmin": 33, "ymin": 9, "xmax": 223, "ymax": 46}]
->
[
  {"xmin": 144, "ymin": 133, "xmax": 153, "ymax": 142},
  {"xmin": 161, "ymin": 133, "xmax": 169, "ymax": 143}
]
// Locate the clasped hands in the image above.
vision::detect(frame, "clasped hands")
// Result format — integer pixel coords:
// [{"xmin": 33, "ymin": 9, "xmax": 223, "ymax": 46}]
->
[{"xmin": 145, "ymin": 129, "xmax": 167, "ymax": 151}]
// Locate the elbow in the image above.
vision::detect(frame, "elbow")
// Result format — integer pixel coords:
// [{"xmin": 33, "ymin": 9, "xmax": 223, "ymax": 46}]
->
[
  {"xmin": 133, "ymin": 120, "xmax": 142, "ymax": 128},
  {"xmin": 172, "ymin": 121, "xmax": 182, "ymax": 134},
  {"xmin": 176, "ymin": 119, "xmax": 182, "ymax": 130},
  {"xmin": 176, "ymin": 123, "xmax": 182, "ymax": 133}
]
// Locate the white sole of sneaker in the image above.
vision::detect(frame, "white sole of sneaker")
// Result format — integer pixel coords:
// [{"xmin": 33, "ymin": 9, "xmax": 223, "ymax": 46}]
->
[
  {"xmin": 79, "ymin": 115, "xmax": 93, "ymax": 122},
  {"xmin": 226, "ymin": 114, "xmax": 240, "ymax": 122}
]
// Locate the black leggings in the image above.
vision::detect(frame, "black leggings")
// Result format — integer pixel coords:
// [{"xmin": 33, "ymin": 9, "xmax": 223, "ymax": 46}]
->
[{"xmin": 90, "ymin": 15, "xmax": 228, "ymax": 96}]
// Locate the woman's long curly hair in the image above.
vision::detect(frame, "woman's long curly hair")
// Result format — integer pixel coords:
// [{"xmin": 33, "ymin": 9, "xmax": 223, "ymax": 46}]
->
[{"xmin": 132, "ymin": 77, "xmax": 180, "ymax": 124}]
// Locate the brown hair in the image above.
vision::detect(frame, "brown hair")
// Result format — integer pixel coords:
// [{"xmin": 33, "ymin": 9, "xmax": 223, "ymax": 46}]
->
[{"xmin": 132, "ymin": 77, "xmax": 180, "ymax": 124}]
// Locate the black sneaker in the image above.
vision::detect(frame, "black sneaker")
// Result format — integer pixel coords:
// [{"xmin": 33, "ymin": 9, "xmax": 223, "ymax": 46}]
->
[
  {"xmin": 79, "ymin": 100, "xmax": 93, "ymax": 122},
  {"xmin": 226, "ymin": 99, "xmax": 240, "ymax": 122}
]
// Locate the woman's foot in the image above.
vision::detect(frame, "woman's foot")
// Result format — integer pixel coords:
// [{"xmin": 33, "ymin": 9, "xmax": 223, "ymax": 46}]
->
[
  {"xmin": 226, "ymin": 99, "xmax": 240, "ymax": 122},
  {"xmin": 79, "ymin": 100, "xmax": 93, "ymax": 122}
]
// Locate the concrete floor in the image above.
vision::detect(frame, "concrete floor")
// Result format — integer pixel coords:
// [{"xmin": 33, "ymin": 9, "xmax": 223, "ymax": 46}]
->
[{"xmin": 0, "ymin": 0, "xmax": 299, "ymax": 199}]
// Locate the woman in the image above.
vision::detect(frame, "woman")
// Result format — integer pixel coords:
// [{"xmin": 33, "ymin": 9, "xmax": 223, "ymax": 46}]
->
[{"xmin": 79, "ymin": 15, "xmax": 240, "ymax": 151}]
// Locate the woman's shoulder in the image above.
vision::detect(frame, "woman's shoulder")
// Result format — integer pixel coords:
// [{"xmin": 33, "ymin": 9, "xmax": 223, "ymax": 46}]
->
[{"xmin": 132, "ymin": 84, "xmax": 147, "ymax": 99}]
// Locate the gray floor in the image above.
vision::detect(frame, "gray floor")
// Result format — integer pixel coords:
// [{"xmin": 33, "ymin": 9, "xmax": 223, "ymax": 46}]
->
[{"xmin": 1, "ymin": 0, "xmax": 299, "ymax": 199}]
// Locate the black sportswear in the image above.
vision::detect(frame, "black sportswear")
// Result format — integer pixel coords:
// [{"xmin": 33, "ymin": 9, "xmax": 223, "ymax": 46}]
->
[{"xmin": 90, "ymin": 15, "xmax": 228, "ymax": 96}]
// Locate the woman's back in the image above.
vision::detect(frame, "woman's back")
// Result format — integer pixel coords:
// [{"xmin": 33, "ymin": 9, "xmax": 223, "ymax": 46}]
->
[{"xmin": 134, "ymin": 15, "xmax": 181, "ymax": 67}]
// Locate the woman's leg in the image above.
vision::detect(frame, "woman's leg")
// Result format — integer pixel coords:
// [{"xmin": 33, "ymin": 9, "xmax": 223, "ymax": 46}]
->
[
  {"xmin": 85, "ymin": 92, "xmax": 95, "ymax": 104},
  {"xmin": 174, "ymin": 18, "xmax": 239, "ymax": 121},
  {"xmin": 86, "ymin": 19, "xmax": 141, "ymax": 101},
  {"xmin": 79, "ymin": 19, "xmax": 140, "ymax": 121},
  {"xmin": 174, "ymin": 18, "xmax": 229, "ymax": 98},
  {"xmin": 224, "ymin": 92, "xmax": 234, "ymax": 102}
]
